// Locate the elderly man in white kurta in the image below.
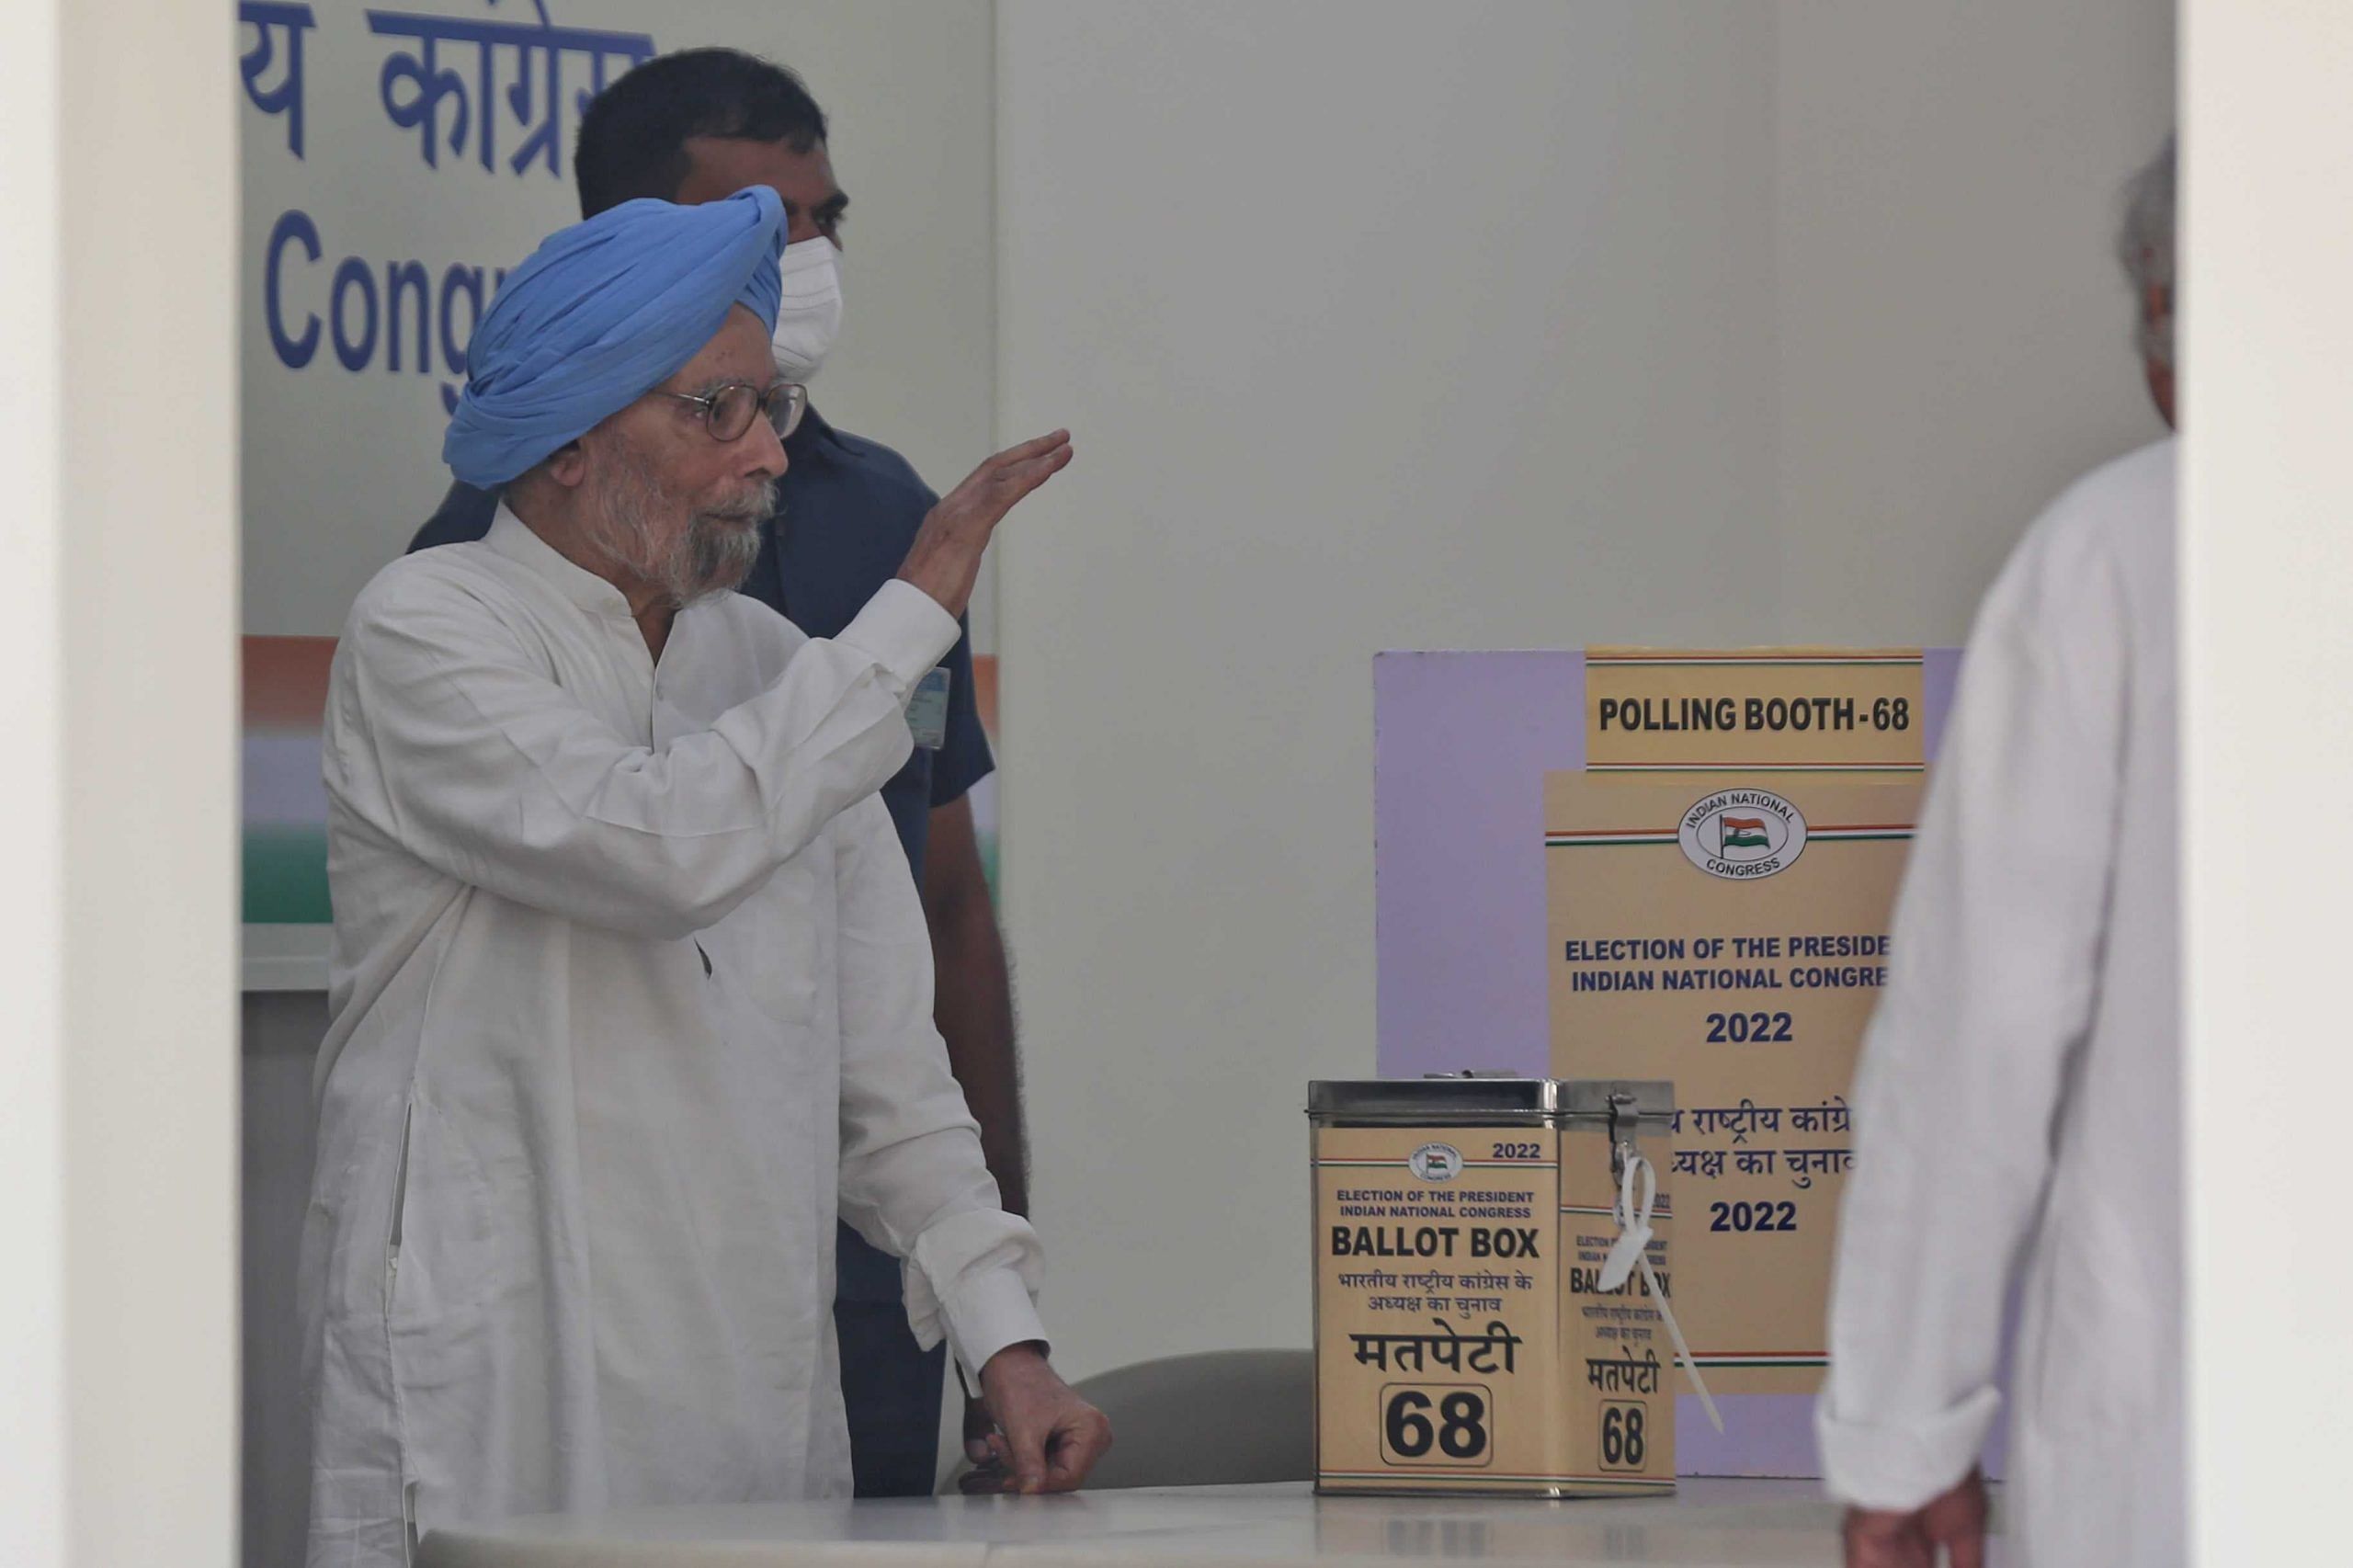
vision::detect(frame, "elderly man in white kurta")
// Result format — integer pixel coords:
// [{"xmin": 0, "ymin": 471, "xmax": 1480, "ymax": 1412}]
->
[
  {"xmin": 300, "ymin": 186, "xmax": 1104, "ymax": 1568},
  {"xmin": 1819, "ymin": 139, "xmax": 2179, "ymax": 1568}
]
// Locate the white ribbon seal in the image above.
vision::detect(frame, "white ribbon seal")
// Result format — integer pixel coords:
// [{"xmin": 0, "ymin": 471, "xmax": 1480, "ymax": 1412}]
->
[{"xmin": 1598, "ymin": 1146, "xmax": 1723, "ymax": 1433}]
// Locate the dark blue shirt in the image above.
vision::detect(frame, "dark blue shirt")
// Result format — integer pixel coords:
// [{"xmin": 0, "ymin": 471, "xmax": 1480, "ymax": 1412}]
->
[{"xmin": 408, "ymin": 407, "xmax": 994, "ymax": 880}]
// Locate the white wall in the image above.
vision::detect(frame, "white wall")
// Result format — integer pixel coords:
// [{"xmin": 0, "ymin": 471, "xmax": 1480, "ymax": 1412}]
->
[
  {"xmin": 1774, "ymin": 1, "xmax": 2176, "ymax": 635},
  {"xmin": 2183, "ymin": 2, "xmax": 2353, "ymax": 1554},
  {"xmin": 1, "ymin": 3, "xmax": 240, "ymax": 1564},
  {"xmin": 65, "ymin": 0, "xmax": 242, "ymax": 1551},
  {"xmin": 0, "ymin": 1, "xmax": 71, "ymax": 1556},
  {"xmin": 995, "ymin": 0, "xmax": 2173, "ymax": 1380}
]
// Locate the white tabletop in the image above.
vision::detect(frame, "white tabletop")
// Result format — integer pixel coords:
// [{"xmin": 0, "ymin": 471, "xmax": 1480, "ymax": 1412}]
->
[{"xmin": 414, "ymin": 1478, "xmax": 1893, "ymax": 1566}]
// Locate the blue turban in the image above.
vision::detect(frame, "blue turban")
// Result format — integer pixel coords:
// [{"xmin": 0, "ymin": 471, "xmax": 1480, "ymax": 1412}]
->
[{"xmin": 442, "ymin": 186, "xmax": 786, "ymax": 487}]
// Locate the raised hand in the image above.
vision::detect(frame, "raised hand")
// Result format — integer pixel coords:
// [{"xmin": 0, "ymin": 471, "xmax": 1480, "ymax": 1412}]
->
[{"xmin": 896, "ymin": 429, "xmax": 1074, "ymax": 619}]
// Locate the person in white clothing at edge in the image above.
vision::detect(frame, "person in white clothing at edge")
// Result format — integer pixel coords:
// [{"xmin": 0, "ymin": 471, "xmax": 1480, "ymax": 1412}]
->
[
  {"xmin": 299, "ymin": 185, "xmax": 1108, "ymax": 1567},
  {"xmin": 1818, "ymin": 135, "xmax": 2179, "ymax": 1568}
]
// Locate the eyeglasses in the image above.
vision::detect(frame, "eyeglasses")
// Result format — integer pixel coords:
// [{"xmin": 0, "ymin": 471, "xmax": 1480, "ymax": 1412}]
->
[{"xmin": 651, "ymin": 380, "xmax": 809, "ymax": 444}]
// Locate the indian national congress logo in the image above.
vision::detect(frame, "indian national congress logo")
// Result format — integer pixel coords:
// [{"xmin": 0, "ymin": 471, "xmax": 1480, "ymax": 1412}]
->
[
  {"xmin": 1677, "ymin": 789, "xmax": 1808, "ymax": 881},
  {"xmin": 1408, "ymin": 1143, "xmax": 1464, "ymax": 1183}
]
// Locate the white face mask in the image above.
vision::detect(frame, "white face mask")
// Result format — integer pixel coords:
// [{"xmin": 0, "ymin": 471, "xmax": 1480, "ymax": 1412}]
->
[{"xmin": 771, "ymin": 234, "xmax": 844, "ymax": 384}]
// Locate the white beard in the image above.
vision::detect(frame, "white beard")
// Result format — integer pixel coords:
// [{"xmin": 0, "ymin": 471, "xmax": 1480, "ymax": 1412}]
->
[{"xmin": 585, "ymin": 443, "xmax": 773, "ymax": 608}]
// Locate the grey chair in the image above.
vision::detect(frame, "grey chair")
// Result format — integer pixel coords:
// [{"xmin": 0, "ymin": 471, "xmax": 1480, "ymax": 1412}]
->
[{"xmin": 1070, "ymin": 1348, "xmax": 1314, "ymax": 1489}]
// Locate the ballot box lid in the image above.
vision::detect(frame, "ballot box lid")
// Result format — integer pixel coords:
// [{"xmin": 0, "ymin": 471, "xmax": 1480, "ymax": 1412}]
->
[{"xmin": 1307, "ymin": 1075, "xmax": 1673, "ymax": 1125}]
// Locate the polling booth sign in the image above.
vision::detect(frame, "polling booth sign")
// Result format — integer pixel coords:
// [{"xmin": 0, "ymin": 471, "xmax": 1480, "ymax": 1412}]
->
[
  {"xmin": 1584, "ymin": 649, "xmax": 1927, "ymax": 773},
  {"xmin": 1555, "ymin": 650, "xmax": 1927, "ymax": 1397}
]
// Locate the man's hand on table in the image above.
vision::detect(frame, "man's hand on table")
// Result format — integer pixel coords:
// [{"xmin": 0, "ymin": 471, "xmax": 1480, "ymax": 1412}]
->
[
  {"xmin": 958, "ymin": 1342, "xmax": 1111, "ymax": 1495},
  {"xmin": 1842, "ymin": 1468, "xmax": 1987, "ymax": 1568}
]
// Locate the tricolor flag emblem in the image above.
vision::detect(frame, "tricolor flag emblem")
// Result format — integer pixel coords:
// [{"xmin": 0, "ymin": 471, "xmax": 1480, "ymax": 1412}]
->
[
  {"xmin": 244, "ymin": 635, "xmax": 336, "ymax": 926},
  {"xmin": 1719, "ymin": 815, "xmax": 1770, "ymax": 853},
  {"xmin": 1677, "ymin": 789, "xmax": 1810, "ymax": 880}
]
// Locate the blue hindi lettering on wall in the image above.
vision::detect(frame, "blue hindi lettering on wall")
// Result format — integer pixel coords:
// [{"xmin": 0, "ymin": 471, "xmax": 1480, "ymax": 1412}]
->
[
  {"xmin": 367, "ymin": 0, "xmax": 654, "ymax": 177},
  {"xmin": 239, "ymin": 3, "xmax": 318, "ymax": 158}
]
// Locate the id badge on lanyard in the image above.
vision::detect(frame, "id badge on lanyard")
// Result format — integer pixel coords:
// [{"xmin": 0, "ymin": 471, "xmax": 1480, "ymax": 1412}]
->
[{"xmin": 908, "ymin": 666, "xmax": 952, "ymax": 751}]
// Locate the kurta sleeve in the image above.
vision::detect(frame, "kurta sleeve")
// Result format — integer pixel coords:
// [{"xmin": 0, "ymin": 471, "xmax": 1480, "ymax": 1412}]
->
[
  {"xmin": 830, "ymin": 795, "xmax": 1047, "ymax": 1380},
  {"xmin": 333, "ymin": 567, "xmax": 958, "ymax": 940},
  {"xmin": 1817, "ymin": 511, "xmax": 2132, "ymax": 1509}
]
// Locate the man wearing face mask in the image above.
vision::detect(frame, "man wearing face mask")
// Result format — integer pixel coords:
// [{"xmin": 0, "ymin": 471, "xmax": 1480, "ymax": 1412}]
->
[{"xmin": 408, "ymin": 50, "xmax": 1027, "ymax": 1498}]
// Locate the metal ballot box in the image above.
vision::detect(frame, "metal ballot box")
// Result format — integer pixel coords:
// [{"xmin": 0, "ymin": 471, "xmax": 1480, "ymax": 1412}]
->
[{"xmin": 1308, "ymin": 1075, "xmax": 1677, "ymax": 1497}]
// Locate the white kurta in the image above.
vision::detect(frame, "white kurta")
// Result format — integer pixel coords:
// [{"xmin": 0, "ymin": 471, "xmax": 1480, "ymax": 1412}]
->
[
  {"xmin": 301, "ymin": 510, "xmax": 1047, "ymax": 1568},
  {"xmin": 1818, "ymin": 438, "xmax": 2179, "ymax": 1567}
]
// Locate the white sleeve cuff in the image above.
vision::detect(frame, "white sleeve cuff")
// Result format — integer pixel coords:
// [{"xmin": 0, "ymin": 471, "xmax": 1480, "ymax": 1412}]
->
[
  {"xmin": 1816, "ymin": 1383, "xmax": 2002, "ymax": 1510},
  {"xmin": 839, "ymin": 579, "xmax": 961, "ymax": 693},
  {"xmin": 898, "ymin": 1206, "xmax": 1050, "ymax": 1381},
  {"xmin": 938, "ymin": 1267, "xmax": 1051, "ymax": 1382}
]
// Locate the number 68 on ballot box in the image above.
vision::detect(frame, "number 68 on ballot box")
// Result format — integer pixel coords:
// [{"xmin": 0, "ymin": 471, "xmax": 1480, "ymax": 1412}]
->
[{"xmin": 1309, "ymin": 1077, "xmax": 1683, "ymax": 1496}]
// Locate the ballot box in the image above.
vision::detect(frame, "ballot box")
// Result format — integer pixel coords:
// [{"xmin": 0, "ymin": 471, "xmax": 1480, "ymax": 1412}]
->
[{"xmin": 1309, "ymin": 1076, "xmax": 1677, "ymax": 1497}]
